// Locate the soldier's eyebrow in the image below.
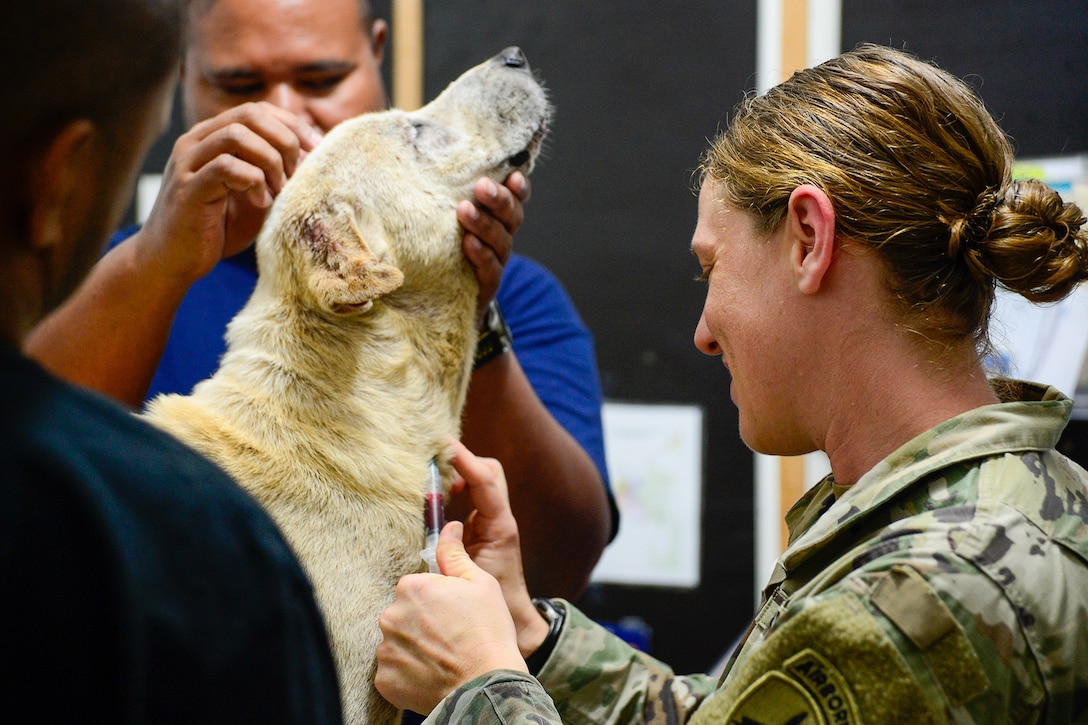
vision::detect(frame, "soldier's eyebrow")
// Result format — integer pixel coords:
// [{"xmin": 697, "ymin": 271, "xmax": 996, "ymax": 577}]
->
[{"xmin": 690, "ymin": 239, "xmax": 710, "ymax": 261}]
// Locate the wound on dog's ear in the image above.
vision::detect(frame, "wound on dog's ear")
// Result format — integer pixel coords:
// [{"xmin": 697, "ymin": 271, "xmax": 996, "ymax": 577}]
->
[
  {"xmin": 303, "ymin": 215, "xmax": 341, "ymax": 266},
  {"xmin": 300, "ymin": 206, "xmax": 404, "ymax": 311}
]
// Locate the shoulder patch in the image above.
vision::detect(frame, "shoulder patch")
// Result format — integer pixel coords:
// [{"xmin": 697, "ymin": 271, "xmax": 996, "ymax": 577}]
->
[
  {"xmin": 693, "ymin": 592, "xmax": 945, "ymax": 725},
  {"xmin": 782, "ymin": 650, "xmax": 860, "ymax": 723},
  {"xmin": 870, "ymin": 566, "xmax": 955, "ymax": 650},
  {"xmin": 725, "ymin": 670, "xmax": 824, "ymax": 725},
  {"xmin": 694, "ymin": 649, "xmax": 860, "ymax": 725}
]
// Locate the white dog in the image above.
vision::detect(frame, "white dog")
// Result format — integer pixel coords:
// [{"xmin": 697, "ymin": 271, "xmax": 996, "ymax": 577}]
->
[{"xmin": 144, "ymin": 47, "xmax": 550, "ymax": 724}]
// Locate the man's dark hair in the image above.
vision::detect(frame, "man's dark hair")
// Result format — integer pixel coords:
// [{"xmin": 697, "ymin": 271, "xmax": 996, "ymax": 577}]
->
[
  {"xmin": 2, "ymin": 0, "xmax": 182, "ymax": 161},
  {"xmin": 185, "ymin": 0, "xmax": 380, "ymax": 40}
]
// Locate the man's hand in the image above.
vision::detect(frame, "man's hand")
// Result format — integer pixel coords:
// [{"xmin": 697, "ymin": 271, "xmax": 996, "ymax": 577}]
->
[
  {"xmin": 22, "ymin": 102, "xmax": 324, "ymax": 406},
  {"xmin": 457, "ymin": 171, "xmax": 530, "ymax": 324},
  {"xmin": 446, "ymin": 439, "xmax": 548, "ymax": 658},
  {"xmin": 134, "ymin": 101, "xmax": 324, "ymax": 289}
]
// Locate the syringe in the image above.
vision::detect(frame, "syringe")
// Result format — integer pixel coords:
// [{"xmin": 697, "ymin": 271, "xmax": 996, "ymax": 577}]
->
[{"xmin": 420, "ymin": 459, "xmax": 444, "ymax": 573}]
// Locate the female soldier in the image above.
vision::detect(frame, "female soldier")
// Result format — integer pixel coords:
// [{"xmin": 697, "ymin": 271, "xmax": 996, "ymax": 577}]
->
[{"xmin": 374, "ymin": 43, "xmax": 1088, "ymax": 723}]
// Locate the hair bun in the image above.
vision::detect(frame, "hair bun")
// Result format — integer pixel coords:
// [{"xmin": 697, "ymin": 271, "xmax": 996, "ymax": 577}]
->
[
  {"xmin": 980, "ymin": 179, "xmax": 1088, "ymax": 303},
  {"xmin": 947, "ymin": 186, "xmax": 1001, "ymax": 262}
]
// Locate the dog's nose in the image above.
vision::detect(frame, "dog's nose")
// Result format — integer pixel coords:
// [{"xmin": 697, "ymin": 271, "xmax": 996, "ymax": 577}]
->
[{"xmin": 499, "ymin": 46, "xmax": 529, "ymax": 70}]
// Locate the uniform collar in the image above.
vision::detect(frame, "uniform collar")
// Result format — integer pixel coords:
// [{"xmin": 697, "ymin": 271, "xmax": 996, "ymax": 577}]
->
[{"xmin": 777, "ymin": 380, "xmax": 1072, "ymax": 579}]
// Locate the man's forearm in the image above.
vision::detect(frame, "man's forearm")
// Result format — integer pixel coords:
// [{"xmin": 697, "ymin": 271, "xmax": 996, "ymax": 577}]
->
[
  {"xmin": 25, "ymin": 236, "xmax": 187, "ymax": 408},
  {"xmin": 458, "ymin": 353, "xmax": 611, "ymax": 601}
]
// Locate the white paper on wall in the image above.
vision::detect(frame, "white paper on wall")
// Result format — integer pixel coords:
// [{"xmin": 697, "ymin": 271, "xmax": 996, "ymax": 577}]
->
[{"xmin": 591, "ymin": 402, "xmax": 704, "ymax": 588}]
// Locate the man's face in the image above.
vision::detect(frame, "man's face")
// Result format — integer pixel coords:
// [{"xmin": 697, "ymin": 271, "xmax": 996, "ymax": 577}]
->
[{"xmin": 182, "ymin": 0, "xmax": 388, "ymax": 132}]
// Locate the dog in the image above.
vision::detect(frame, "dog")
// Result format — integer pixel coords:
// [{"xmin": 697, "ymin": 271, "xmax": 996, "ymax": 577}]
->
[{"xmin": 143, "ymin": 47, "xmax": 551, "ymax": 724}]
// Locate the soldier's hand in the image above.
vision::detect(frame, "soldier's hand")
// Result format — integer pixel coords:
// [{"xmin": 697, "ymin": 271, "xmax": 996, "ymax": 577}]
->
[
  {"xmin": 445, "ymin": 439, "xmax": 551, "ymax": 658},
  {"xmin": 375, "ymin": 522, "xmax": 527, "ymax": 714}
]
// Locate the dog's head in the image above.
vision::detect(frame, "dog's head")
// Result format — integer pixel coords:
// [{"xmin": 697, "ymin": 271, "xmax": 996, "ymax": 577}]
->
[{"xmin": 255, "ymin": 47, "xmax": 551, "ymax": 317}]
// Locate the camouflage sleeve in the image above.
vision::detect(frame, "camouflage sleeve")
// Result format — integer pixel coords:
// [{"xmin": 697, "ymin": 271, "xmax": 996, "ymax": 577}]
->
[
  {"xmin": 536, "ymin": 601, "xmax": 718, "ymax": 724},
  {"xmin": 423, "ymin": 670, "xmax": 561, "ymax": 725},
  {"xmin": 424, "ymin": 602, "xmax": 718, "ymax": 725}
]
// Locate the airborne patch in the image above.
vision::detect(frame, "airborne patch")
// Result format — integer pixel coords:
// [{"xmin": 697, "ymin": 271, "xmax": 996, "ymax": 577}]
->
[{"xmin": 724, "ymin": 650, "xmax": 860, "ymax": 725}]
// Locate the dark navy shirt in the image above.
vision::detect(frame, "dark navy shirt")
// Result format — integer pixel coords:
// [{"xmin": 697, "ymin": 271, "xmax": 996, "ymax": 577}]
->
[{"xmin": 0, "ymin": 343, "xmax": 343, "ymax": 723}]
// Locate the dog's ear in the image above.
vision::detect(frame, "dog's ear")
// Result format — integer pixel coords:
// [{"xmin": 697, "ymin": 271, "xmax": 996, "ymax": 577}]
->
[{"xmin": 301, "ymin": 202, "xmax": 404, "ymax": 312}]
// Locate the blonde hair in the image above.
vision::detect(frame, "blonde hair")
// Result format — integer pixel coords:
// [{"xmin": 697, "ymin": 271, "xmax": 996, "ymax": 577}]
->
[{"xmin": 701, "ymin": 43, "xmax": 1088, "ymax": 348}]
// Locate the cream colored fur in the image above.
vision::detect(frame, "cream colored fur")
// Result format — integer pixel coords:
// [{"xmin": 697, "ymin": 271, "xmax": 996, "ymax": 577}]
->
[{"xmin": 143, "ymin": 50, "xmax": 550, "ymax": 724}]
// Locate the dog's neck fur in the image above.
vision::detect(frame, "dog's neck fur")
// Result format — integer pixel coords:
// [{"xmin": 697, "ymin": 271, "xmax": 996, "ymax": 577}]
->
[{"xmin": 183, "ymin": 258, "xmax": 477, "ymax": 489}]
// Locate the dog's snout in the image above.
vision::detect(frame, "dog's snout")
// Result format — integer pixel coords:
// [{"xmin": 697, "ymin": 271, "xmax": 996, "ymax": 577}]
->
[{"xmin": 498, "ymin": 46, "xmax": 528, "ymax": 70}]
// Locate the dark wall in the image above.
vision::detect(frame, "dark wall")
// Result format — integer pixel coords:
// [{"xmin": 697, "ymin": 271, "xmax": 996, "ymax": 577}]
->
[{"xmin": 841, "ymin": 0, "xmax": 1088, "ymax": 157}]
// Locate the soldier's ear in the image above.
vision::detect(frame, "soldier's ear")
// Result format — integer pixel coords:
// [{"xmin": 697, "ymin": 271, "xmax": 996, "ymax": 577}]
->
[
  {"xmin": 787, "ymin": 184, "xmax": 836, "ymax": 296},
  {"xmin": 302, "ymin": 202, "xmax": 403, "ymax": 314}
]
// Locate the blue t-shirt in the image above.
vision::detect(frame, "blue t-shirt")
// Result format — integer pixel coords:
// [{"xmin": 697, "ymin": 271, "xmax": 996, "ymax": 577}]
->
[{"xmin": 109, "ymin": 231, "xmax": 616, "ymax": 533}]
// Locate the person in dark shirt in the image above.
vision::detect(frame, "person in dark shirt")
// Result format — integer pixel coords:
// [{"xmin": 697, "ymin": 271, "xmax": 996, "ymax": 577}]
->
[{"xmin": 0, "ymin": 1, "xmax": 342, "ymax": 721}]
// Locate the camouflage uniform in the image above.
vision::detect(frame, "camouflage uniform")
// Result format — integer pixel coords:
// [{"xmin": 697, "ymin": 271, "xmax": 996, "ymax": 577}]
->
[{"xmin": 426, "ymin": 381, "xmax": 1088, "ymax": 724}]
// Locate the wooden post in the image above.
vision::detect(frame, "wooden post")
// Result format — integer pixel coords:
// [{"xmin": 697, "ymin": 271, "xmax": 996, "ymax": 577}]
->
[
  {"xmin": 753, "ymin": 0, "xmax": 841, "ymax": 602},
  {"xmin": 776, "ymin": 0, "xmax": 809, "ymax": 550},
  {"xmin": 780, "ymin": 0, "xmax": 808, "ymax": 83},
  {"xmin": 391, "ymin": 0, "xmax": 425, "ymax": 110}
]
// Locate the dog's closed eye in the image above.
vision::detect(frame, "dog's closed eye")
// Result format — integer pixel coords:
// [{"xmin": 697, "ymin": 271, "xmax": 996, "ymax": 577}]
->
[{"xmin": 407, "ymin": 119, "xmax": 456, "ymax": 152}]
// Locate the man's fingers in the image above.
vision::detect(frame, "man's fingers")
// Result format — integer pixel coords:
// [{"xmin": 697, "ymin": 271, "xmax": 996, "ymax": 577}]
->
[
  {"xmin": 459, "ymin": 176, "xmax": 524, "ymax": 258},
  {"xmin": 257, "ymin": 101, "xmax": 325, "ymax": 151},
  {"xmin": 446, "ymin": 440, "xmax": 512, "ymax": 521},
  {"xmin": 179, "ymin": 122, "xmax": 291, "ymax": 194},
  {"xmin": 181, "ymin": 101, "xmax": 322, "ymax": 180},
  {"xmin": 186, "ymin": 152, "xmax": 275, "ymax": 205},
  {"xmin": 473, "ymin": 176, "xmax": 525, "ymax": 237},
  {"xmin": 504, "ymin": 170, "xmax": 531, "ymax": 203},
  {"xmin": 187, "ymin": 101, "xmax": 323, "ymax": 148},
  {"xmin": 458, "ymin": 174, "xmax": 526, "ymax": 313},
  {"xmin": 458, "ymin": 200, "xmax": 511, "ymax": 261}
]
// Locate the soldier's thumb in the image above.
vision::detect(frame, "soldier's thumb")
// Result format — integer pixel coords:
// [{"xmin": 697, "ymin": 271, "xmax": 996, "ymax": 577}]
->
[{"xmin": 435, "ymin": 521, "xmax": 479, "ymax": 579}]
